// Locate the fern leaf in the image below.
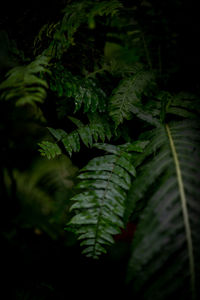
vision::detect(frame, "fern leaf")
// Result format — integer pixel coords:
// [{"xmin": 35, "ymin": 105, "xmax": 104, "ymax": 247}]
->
[
  {"xmin": 88, "ymin": 0, "xmax": 122, "ymax": 28},
  {"xmin": 46, "ymin": 127, "xmax": 67, "ymax": 141},
  {"xmin": 67, "ymin": 116, "xmax": 84, "ymax": 128},
  {"xmin": 157, "ymin": 91, "xmax": 200, "ymax": 123},
  {"xmin": 66, "ymin": 143, "xmax": 138, "ymax": 258},
  {"xmin": 48, "ymin": 0, "xmax": 122, "ymax": 58},
  {"xmin": 45, "ymin": 115, "xmax": 113, "ymax": 157},
  {"xmin": 49, "ymin": 64, "xmax": 106, "ymax": 113},
  {"xmin": 38, "ymin": 141, "xmax": 62, "ymax": 159},
  {"xmin": 59, "ymin": 1, "xmax": 88, "ymax": 49},
  {"xmin": 11, "ymin": 156, "xmax": 77, "ymax": 238},
  {"xmin": 168, "ymin": 93, "xmax": 200, "ymax": 119},
  {"xmin": 0, "ymin": 55, "xmax": 50, "ymax": 107},
  {"xmin": 126, "ymin": 120, "xmax": 200, "ymax": 299},
  {"xmin": 109, "ymin": 70, "xmax": 158, "ymax": 127}
]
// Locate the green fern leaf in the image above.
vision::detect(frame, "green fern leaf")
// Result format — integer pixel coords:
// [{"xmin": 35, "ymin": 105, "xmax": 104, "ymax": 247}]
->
[
  {"xmin": 67, "ymin": 116, "xmax": 84, "ymax": 128},
  {"xmin": 109, "ymin": 70, "xmax": 158, "ymax": 127},
  {"xmin": 46, "ymin": 115, "xmax": 113, "ymax": 157},
  {"xmin": 38, "ymin": 141, "xmax": 62, "ymax": 159},
  {"xmin": 157, "ymin": 91, "xmax": 200, "ymax": 122},
  {"xmin": 167, "ymin": 93, "xmax": 200, "ymax": 119},
  {"xmin": 0, "ymin": 55, "xmax": 50, "ymax": 107},
  {"xmin": 11, "ymin": 156, "xmax": 77, "ymax": 238},
  {"xmin": 66, "ymin": 143, "xmax": 138, "ymax": 258},
  {"xmin": 88, "ymin": 0, "xmax": 122, "ymax": 28},
  {"xmin": 42, "ymin": 0, "xmax": 122, "ymax": 58},
  {"xmin": 126, "ymin": 120, "xmax": 200, "ymax": 299},
  {"xmin": 49, "ymin": 64, "xmax": 106, "ymax": 113}
]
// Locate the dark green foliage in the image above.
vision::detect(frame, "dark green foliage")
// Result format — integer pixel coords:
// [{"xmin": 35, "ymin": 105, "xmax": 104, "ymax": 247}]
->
[
  {"xmin": 9, "ymin": 156, "xmax": 77, "ymax": 238},
  {"xmin": 38, "ymin": 114, "xmax": 112, "ymax": 158},
  {"xmin": 0, "ymin": 55, "xmax": 50, "ymax": 107},
  {"xmin": 60, "ymin": 0, "xmax": 122, "ymax": 44},
  {"xmin": 38, "ymin": 141, "xmax": 62, "ymax": 159},
  {"xmin": 33, "ymin": 0, "xmax": 122, "ymax": 58},
  {"xmin": 66, "ymin": 142, "xmax": 144, "ymax": 258},
  {"xmin": 126, "ymin": 120, "xmax": 200, "ymax": 299},
  {"xmin": 109, "ymin": 68, "xmax": 158, "ymax": 127},
  {"xmin": 49, "ymin": 64, "xmax": 106, "ymax": 113},
  {"xmin": 1, "ymin": 1, "xmax": 200, "ymax": 299},
  {"xmin": 162, "ymin": 92, "xmax": 200, "ymax": 120}
]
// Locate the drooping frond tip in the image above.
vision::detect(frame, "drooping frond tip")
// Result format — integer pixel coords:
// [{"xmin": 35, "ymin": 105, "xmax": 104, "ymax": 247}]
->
[{"xmin": 66, "ymin": 142, "xmax": 145, "ymax": 258}]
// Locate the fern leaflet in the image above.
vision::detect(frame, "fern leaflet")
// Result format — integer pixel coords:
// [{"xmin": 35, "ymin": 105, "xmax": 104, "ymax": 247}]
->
[
  {"xmin": 88, "ymin": 0, "xmax": 122, "ymax": 28},
  {"xmin": 38, "ymin": 141, "xmax": 62, "ymax": 159},
  {"xmin": 49, "ymin": 64, "xmax": 106, "ymax": 113},
  {"xmin": 0, "ymin": 55, "xmax": 50, "ymax": 107},
  {"xmin": 66, "ymin": 142, "xmax": 145, "ymax": 258},
  {"xmin": 44, "ymin": 0, "xmax": 122, "ymax": 57},
  {"xmin": 109, "ymin": 69, "xmax": 158, "ymax": 127},
  {"xmin": 39, "ymin": 115, "xmax": 112, "ymax": 158}
]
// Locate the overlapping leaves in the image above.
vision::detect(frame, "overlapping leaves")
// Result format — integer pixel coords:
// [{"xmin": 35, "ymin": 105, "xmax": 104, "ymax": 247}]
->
[
  {"xmin": 38, "ymin": 114, "xmax": 112, "ymax": 158},
  {"xmin": 0, "ymin": 55, "xmax": 50, "ymax": 107},
  {"xmin": 49, "ymin": 64, "xmax": 106, "ymax": 113},
  {"xmin": 125, "ymin": 120, "xmax": 200, "ymax": 299},
  {"xmin": 43, "ymin": 0, "xmax": 122, "ymax": 57},
  {"xmin": 109, "ymin": 69, "xmax": 158, "ymax": 127}
]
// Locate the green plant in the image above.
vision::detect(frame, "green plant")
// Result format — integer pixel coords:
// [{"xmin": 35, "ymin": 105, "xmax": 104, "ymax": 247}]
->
[
  {"xmin": 1, "ymin": 1, "xmax": 200, "ymax": 299},
  {"xmin": 0, "ymin": 55, "xmax": 50, "ymax": 107},
  {"xmin": 4, "ymin": 155, "xmax": 77, "ymax": 238}
]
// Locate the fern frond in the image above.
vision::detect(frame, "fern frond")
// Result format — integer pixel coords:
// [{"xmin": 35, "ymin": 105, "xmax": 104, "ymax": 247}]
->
[
  {"xmin": 109, "ymin": 69, "xmax": 158, "ymax": 127},
  {"xmin": 126, "ymin": 120, "xmax": 200, "ymax": 299},
  {"xmin": 59, "ymin": 1, "xmax": 88, "ymax": 49},
  {"xmin": 0, "ymin": 55, "xmax": 50, "ymax": 107},
  {"xmin": 156, "ymin": 91, "xmax": 200, "ymax": 123},
  {"xmin": 40, "ymin": 0, "xmax": 123, "ymax": 58},
  {"xmin": 12, "ymin": 156, "xmax": 77, "ymax": 238},
  {"xmin": 167, "ymin": 92, "xmax": 200, "ymax": 119},
  {"xmin": 49, "ymin": 64, "xmax": 106, "ymax": 113},
  {"xmin": 66, "ymin": 142, "xmax": 142, "ymax": 259},
  {"xmin": 33, "ymin": 22, "xmax": 59, "ymax": 56},
  {"xmin": 38, "ymin": 141, "xmax": 62, "ymax": 159},
  {"xmin": 42, "ymin": 114, "xmax": 113, "ymax": 158},
  {"xmin": 88, "ymin": 0, "xmax": 122, "ymax": 28},
  {"xmin": 109, "ymin": 75, "xmax": 200, "ymax": 129}
]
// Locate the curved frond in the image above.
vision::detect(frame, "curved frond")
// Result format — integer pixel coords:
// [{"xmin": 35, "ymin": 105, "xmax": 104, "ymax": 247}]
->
[
  {"xmin": 0, "ymin": 55, "xmax": 50, "ymax": 107},
  {"xmin": 109, "ymin": 69, "xmax": 158, "ymax": 127},
  {"xmin": 49, "ymin": 64, "xmax": 106, "ymax": 113},
  {"xmin": 66, "ymin": 143, "xmax": 139, "ymax": 259},
  {"xmin": 126, "ymin": 120, "xmax": 200, "ymax": 299},
  {"xmin": 39, "ymin": 114, "xmax": 113, "ymax": 158},
  {"xmin": 44, "ymin": 0, "xmax": 122, "ymax": 58},
  {"xmin": 12, "ymin": 156, "xmax": 77, "ymax": 238},
  {"xmin": 88, "ymin": 0, "xmax": 122, "ymax": 28},
  {"xmin": 38, "ymin": 141, "xmax": 62, "ymax": 159}
]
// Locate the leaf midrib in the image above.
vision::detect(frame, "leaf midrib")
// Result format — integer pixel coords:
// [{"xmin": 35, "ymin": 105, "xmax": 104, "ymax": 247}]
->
[
  {"xmin": 92, "ymin": 154, "xmax": 122, "ymax": 258},
  {"xmin": 116, "ymin": 71, "xmax": 143, "ymax": 124},
  {"xmin": 165, "ymin": 123, "xmax": 196, "ymax": 299}
]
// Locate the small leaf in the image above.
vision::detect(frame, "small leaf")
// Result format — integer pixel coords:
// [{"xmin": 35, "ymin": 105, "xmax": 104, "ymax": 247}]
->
[
  {"xmin": 78, "ymin": 126, "xmax": 93, "ymax": 147},
  {"xmin": 38, "ymin": 141, "xmax": 61, "ymax": 159}
]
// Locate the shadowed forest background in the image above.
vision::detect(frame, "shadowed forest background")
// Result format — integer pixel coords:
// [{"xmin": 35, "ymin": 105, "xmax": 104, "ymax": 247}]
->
[{"xmin": 0, "ymin": 0, "xmax": 200, "ymax": 299}]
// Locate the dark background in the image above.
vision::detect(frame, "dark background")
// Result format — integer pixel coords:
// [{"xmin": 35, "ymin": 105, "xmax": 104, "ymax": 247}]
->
[{"xmin": 0, "ymin": 1, "xmax": 199, "ymax": 299}]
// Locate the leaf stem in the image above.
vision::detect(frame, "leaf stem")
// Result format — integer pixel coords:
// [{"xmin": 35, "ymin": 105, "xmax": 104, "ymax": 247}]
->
[
  {"xmin": 166, "ymin": 124, "xmax": 196, "ymax": 299},
  {"xmin": 92, "ymin": 156, "xmax": 118, "ymax": 258}
]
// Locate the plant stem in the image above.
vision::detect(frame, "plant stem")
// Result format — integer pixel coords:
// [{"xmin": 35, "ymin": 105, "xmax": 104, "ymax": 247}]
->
[{"xmin": 166, "ymin": 123, "xmax": 196, "ymax": 300}]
